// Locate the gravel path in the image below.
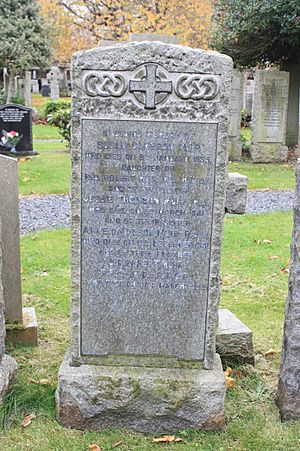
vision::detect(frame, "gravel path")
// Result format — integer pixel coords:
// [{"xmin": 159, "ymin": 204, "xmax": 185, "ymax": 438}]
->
[{"xmin": 19, "ymin": 190, "xmax": 294, "ymax": 235}]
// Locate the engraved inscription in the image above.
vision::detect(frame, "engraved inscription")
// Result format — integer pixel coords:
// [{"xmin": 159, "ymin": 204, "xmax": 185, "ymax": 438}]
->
[{"xmin": 81, "ymin": 119, "xmax": 218, "ymax": 361}]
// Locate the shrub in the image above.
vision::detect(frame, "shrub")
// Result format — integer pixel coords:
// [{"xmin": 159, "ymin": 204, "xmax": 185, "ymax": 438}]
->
[
  {"xmin": 43, "ymin": 99, "xmax": 71, "ymax": 117},
  {"xmin": 0, "ymin": 89, "xmax": 5, "ymax": 105},
  {"xmin": 10, "ymin": 90, "xmax": 25, "ymax": 106},
  {"xmin": 47, "ymin": 107, "xmax": 71, "ymax": 148},
  {"xmin": 241, "ymin": 108, "xmax": 251, "ymax": 128}
]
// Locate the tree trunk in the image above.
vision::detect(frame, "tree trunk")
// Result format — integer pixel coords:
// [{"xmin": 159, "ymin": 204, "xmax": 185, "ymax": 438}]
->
[{"xmin": 6, "ymin": 69, "xmax": 16, "ymax": 103}]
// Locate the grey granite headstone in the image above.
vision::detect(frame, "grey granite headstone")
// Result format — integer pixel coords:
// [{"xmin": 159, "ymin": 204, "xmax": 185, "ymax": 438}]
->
[
  {"xmin": 251, "ymin": 70, "xmax": 289, "ymax": 163},
  {"xmin": 276, "ymin": 158, "xmax": 300, "ymax": 421},
  {"xmin": 243, "ymin": 73, "xmax": 254, "ymax": 112},
  {"xmin": 47, "ymin": 66, "xmax": 63, "ymax": 100},
  {"xmin": 0, "ymin": 155, "xmax": 23, "ymax": 323},
  {"xmin": 0, "ymin": 218, "xmax": 18, "ymax": 405},
  {"xmin": 130, "ymin": 33, "xmax": 178, "ymax": 44},
  {"xmin": 24, "ymin": 71, "xmax": 32, "ymax": 108},
  {"xmin": 56, "ymin": 41, "xmax": 233, "ymax": 432},
  {"xmin": 228, "ymin": 70, "xmax": 243, "ymax": 161}
]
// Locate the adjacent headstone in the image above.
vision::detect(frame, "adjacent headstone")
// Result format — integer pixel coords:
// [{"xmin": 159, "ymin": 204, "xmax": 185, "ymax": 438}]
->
[
  {"xmin": 276, "ymin": 158, "xmax": 300, "ymax": 421},
  {"xmin": 0, "ymin": 104, "xmax": 36, "ymax": 155},
  {"xmin": 243, "ymin": 73, "xmax": 254, "ymax": 113},
  {"xmin": 228, "ymin": 70, "xmax": 243, "ymax": 161},
  {"xmin": 46, "ymin": 66, "xmax": 63, "ymax": 100},
  {"xmin": 0, "ymin": 155, "xmax": 38, "ymax": 345},
  {"xmin": 284, "ymin": 62, "xmax": 300, "ymax": 146},
  {"xmin": 225, "ymin": 173, "xmax": 248, "ymax": 215},
  {"xmin": 24, "ymin": 71, "xmax": 32, "ymax": 108},
  {"xmin": 130, "ymin": 33, "xmax": 178, "ymax": 44},
  {"xmin": 32, "ymin": 80, "xmax": 39, "ymax": 94},
  {"xmin": 56, "ymin": 42, "xmax": 233, "ymax": 432},
  {"xmin": 217, "ymin": 309, "xmax": 254, "ymax": 366},
  {"xmin": 0, "ymin": 218, "xmax": 18, "ymax": 404},
  {"xmin": 250, "ymin": 70, "xmax": 289, "ymax": 163},
  {"xmin": 41, "ymin": 84, "xmax": 50, "ymax": 97}
]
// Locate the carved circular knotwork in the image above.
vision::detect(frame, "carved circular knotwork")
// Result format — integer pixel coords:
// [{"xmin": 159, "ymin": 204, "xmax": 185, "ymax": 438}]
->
[
  {"xmin": 83, "ymin": 72, "xmax": 126, "ymax": 98},
  {"xmin": 175, "ymin": 75, "xmax": 219, "ymax": 101}
]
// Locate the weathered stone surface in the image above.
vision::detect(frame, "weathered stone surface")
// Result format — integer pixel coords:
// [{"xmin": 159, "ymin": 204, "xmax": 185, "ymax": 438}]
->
[
  {"xmin": 0, "ymin": 354, "xmax": 17, "ymax": 404},
  {"xmin": 57, "ymin": 351, "xmax": 225, "ymax": 433},
  {"xmin": 217, "ymin": 309, "xmax": 254, "ymax": 366},
  {"xmin": 277, "ymin": 158, "xmax": 300, "ymax": 421},
  {"xmin": 6, "ymin": 307, "xmax": 38, "ymax": 346},
  {"xmin": 225, "ymin": 173, "xmax": 248, "ymax": 215},
  {"xmin": 228, "ymin": 70, "xmax": 243, "ymax": 161},
  {"xmin": 0, "ymin": 155, "xmax": 23, "ymax": 323},
  {"xmin": 0, "ymin": 219, "xmax": 5, "ymax": 360},
  {"xmin": 250, "ymin": 70, "xmax": 289, "ymax": 163},
  {"xmin": 47, "ymin": 66, "xmax": 63, "ymax": 100},
  {"xmin": 57, "ymin": 41, "xmax": 232, "ymax": 431}
]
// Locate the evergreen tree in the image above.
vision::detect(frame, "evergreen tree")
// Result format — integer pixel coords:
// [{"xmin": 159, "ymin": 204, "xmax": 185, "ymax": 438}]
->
[
  {"xmin": 211, "ymin": 0, "xmax": 300, "ymax": 67},
  {"xmin": 0, "ymin": 0, "xmax": 53, "ymax": 102}
]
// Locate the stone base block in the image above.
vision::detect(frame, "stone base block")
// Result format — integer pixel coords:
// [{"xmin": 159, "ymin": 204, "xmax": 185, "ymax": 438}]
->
[
  {"xmin": 56, "ymin": 351, "xmax": 226, "ymax": 433},
  {"xmin": 277, "ymin": 379, "xmax": 300, "ymax": 421},
  {"xmin": 228, "ymin": 137, "xmax": 242, "ymax": 161},
  {"xmin": 250, "ymin": 144, "xmax": 288, "ymax": 163},
  {"xmin": 6, "ymin": 307, "xmax": 38, "ymax": 346},
  {"xmin": 217, "ymin": 309, "xmax": 254, "ymax": 366},
  {"xmin": 0, "ymin": 354, "xmax": 18, "ymax": 404},
  {"xmin": 225, "ymin": 173, "xmax": 248, "ymax": 215}
]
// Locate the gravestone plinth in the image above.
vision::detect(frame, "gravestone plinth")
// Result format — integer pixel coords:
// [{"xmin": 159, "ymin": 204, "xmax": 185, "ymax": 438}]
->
[
  {"xmin": 0, "ymin": 155, "xmax": 38, "ymax": 345},
  {"xmin": 228, "ymin": 70, "xmax": 243, "ymax": 161},
  {"xmin": 0, "ymin": 219, "xmax": 18, "ymax": 404},
  {"xmin": 276, "ymin": 158, "xmax": 300, "ymax": 421},
  {"xmin": 250, "ymin": 70, "xmax": 289, "ymax": 163},
  {"xmin": 0, "ymin": 104, "xmax": 37, "ymax": 156},
  {"xmin": 56, "ymin": 42, "xmax": 232, "ymax": 432}
]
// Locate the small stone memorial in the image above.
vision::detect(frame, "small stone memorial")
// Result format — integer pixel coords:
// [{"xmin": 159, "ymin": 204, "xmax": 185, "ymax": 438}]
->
[
  {"xmin": 277, "ymin": 158, "xmax": 300, "ymax": 421},
  {"xmin": 47, "ymin": 66, "xmax": 63, "ymax": 100},
  {"xmin": 0, "ymin": 218, "xmax": 18, "ymax": 404},
  {"xmin": 56, "ymin": 41, "xmax": 232, "ymax": 432},
  {"xmin": 228, "ymin": 70, "xmax": 243, "ymax": 161},
  {"xmin": 251, "ymin": 70, "xmax": 289, "ymax": 163},
  {"xmin": 0, "ymin": 155, "xmax": 38, "ymax": 345},
  {"xmin": 0, "ymin": 104, "xmax": 36, "ymax": 156}
]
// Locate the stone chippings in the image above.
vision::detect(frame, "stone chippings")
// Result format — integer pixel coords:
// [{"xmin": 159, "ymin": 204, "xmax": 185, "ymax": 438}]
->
[
  {"xmin": 57, "ymin": 352, "xmax": 226, "ymax": 433},
  {"xmin": 276, "ymin": 159, "xmax": 300, "ymax": 421},
  {"xmin": 225, "ymin": 172, "xmax": 248, "ymax": 215}
]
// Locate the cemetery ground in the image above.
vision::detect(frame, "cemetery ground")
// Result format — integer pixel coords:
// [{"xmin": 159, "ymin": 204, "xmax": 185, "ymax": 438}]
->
[
  {"xmin": 1, "ymin": 124, "xmax": 299, "ymax": 449},
  {"xmin": 1, "ymin": 212, "xmax": 300, "ymax": 449}
]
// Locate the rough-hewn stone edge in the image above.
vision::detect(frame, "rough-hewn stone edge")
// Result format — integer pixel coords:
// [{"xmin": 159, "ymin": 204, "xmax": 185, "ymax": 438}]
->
[
  {"xmin": 69, "ymin": 42, "xmax": 233, "ymax": 369},
  {"xmin": 225, "ymin": 172, "xmax": 248, "ymax": 215},
  {"xmin": 6, "ymin": 307, "xmax": 38, "ymax": 346},
  {"xmin": 56, "ymin": 351, "xmax": 226, "ymax": 433},
  {"xmin": 276, "ymin": 379, "xmax": 300, "ymax": 421},
  {"xmin": 250, "ymin": 144, "xmax": 288, "ymax": 163},
  {"xmin": 0, "ymin": 219, "xmax": 5, "ymax": 360},
  {"xmin": 0, "ymin": 354, "xmax": 17, "ymax": 404}
]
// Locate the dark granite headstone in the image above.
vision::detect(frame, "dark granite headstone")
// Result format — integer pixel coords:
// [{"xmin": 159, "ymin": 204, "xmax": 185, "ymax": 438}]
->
[
  {"xmin": 41, "ymin": 85, "xmax": 50, "ymax": 97},
  {"xmin": 0, "ymin": 104, "xmax": 33, "ymax": 154}
]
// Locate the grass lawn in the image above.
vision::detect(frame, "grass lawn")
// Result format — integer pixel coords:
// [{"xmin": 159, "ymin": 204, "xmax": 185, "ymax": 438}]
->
[
  {"xmin": 32, "ymin": 124, "xmax": 61, "ymax": 141},
  {"xmin": 19, "ymin": 141, "xmax": 70, "ymax": 196},
  {"xmin": 0, "ymin": 211, "xmax": 299, "ymax": 449}
]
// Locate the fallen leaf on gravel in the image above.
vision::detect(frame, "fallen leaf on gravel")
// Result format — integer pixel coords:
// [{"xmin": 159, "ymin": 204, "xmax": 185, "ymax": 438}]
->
[
  {"xmin": 153, "ymin": 435, "xmax": 183, "ymax": 443},
  {"xmin": 88, "ymin": 445, "xmax": 101, "ymax": 451},
  {"xmin": 265, "ymin": 348, "xmax": 276, "ymax": 356},
  {"xmin": 268, "ymin": 255, "xmax": 279, "ymax": 260},
  {"xmin": 22, "ymin": 413, "xmax": 36, "ymax": 428},
  {"xmin": 112, "ymin": 440, "xmax": 123, "ymax": 448}
]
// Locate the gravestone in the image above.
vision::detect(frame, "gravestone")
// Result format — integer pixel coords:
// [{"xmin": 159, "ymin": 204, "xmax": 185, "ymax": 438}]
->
[
  {"xmin": 276, "ymin": 158, "xmax": 300, "ymax": 421},
  {"xmin": 32, "ymin": 80, "xmax": 39, "ymax": 94},
  {"xmin": 47, "ymin": 66, "xmax": 63, "ymax": 100},
  {"xmin": 0, "ymin": 104, "xmax": 34, "ymax": 155},
  {"xmin": 56, "ymin": 41, "xmax": 232, "ymax": 432},
  {"xmin": 228, "ymin": 70, "xmax": 243, "ymax": 161},
  {"xmin": 24, "ymin": 71, "xmax": 32, "ymax": 108},
  {"xmin": 251, "ymin": 70, "xmax": 289, "ymax": 163},
  {"xmin": 130, "ymin": 33, "xmax": 178, "ymax": 44},
  {"xmin": 243, "ymin": 73, "xmax": 254, "ymax": 112},
  {"xmin": 0, "ymin": 218, "xmax": 18, "ymax": 404},
  {"xmin": 0, "ymin": 155, "xmax": 38, "ymax": 345}
]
